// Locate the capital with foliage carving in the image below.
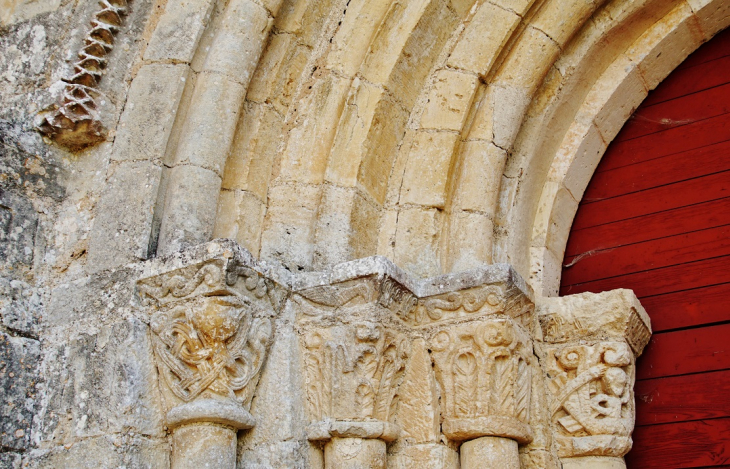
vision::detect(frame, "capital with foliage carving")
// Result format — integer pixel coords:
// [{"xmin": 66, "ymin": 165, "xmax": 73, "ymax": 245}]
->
[
  {"xmin": 293, "ymin": 266, "xmax": 417, "ymax": 444},
  {"xmin": 413, "ymin": 268, "xmax": 536, "ymax": 446}
]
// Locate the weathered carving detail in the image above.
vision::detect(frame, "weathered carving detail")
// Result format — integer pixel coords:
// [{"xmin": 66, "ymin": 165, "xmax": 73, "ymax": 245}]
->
[
  {"xmin": 430, "ymin": 318, "xmax": 534, "ymax": 444},
  {"xmin": 408, "ymin": 285, "xmax": 505, "ymax": 326},
  {"xmin": 151, "ymin": 295, "xmax": 271, "ymax": 404},
  {"xmin": 625, "ymin": 311, "xmax": 652, "ymax": 355},
  {"xmin": 137, "ymin": 250, "xmax": 277, "ymax": 431},
  {"xmin": 546, "ymin": 341, "xmax": 634, "ymax": 457},
  {"xmin": 378, "ymin": 277, "xmax": 417, "ymax": 320},
  {"xmin": 138, "ymin": 261, "xmax": 227, "ymax": 305},
  {"xmin": 295, "ymin": 277, "xmax": 410, "ymax": 442},
  {"xmin": 36, "ymin": 0, "xmax": 129, "ymax": 149}
]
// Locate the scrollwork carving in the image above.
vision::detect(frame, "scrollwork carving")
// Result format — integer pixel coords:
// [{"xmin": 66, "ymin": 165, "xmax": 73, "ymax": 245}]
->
[
  {"xmin": 546, "ymin": 341, "xmax": 634, "ymax": 457},
  {"xmin": 150, "ymin": 295, "xmax": 271, "ymax": 405},
  {"xmin": 405, "ymin": 286, "xmax": 504, "ymax": 327}
]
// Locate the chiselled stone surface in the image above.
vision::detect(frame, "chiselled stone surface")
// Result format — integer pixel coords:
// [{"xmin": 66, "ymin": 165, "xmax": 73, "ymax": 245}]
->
[
  {"xmin": 0, "ymin": 0, "xmax": 697, "ymax": 463},
  {"xmin": 0, "ymin": 331, "xmax": 40, "ymax": 451}
]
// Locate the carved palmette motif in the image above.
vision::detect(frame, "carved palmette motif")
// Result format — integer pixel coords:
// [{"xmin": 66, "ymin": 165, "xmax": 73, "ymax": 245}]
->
[
  {"xmin": 430, "ymin": 318, "xmax": 532, "ymax": 423},
  {"xmin": 546, "ymin": 341, "xmax": 634, "ymax": 457}
]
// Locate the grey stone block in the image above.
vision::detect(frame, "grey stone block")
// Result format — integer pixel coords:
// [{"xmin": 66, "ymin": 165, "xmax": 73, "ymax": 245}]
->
[
  {"xmin": 37, "ymin": 319, "xmax": 163, "ymax": 443},
  {"xmin": 0, "ymin": 277, "xmax": 42, "ymax": 336},
  {"xmin": 0, "ymin": 331, "xmax": 40, "ymax": 451}
]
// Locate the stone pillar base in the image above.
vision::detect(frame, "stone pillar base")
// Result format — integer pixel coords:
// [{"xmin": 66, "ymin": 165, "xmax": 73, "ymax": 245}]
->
[
  {"xmin": 562, "ymin": 456, "xmax": 627, "ymax": 469},
  {"xmin": 324, "ymin": 437, "xmax": 386, "ymax": 469},
  {"xmin": 461, "ymin": 436, "xmax": 519, "ymax": 469},
  {"xmin": 171, "ymin": 424, "xmax": 237, "ymax": 469}
]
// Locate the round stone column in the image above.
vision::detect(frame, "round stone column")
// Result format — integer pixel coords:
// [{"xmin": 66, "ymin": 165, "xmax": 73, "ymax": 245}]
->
[
  {"xmin": 460, "ymin": 436, "xmax": 519, "ymax": 469},
  {"xmin": 324, "ymin": 437, "xmax": 387, "ymax": 469},
  {"xmin": 166, "ymin": 399, "xmax": 255, "ymax": 469}
]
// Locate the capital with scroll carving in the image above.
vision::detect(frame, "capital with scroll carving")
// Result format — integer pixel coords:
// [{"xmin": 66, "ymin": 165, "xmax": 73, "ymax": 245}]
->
[
  {"xmin": 407, "ymin": 269, "xmax": 535, "ymax": 469},
  {"xmin": 136, "ymin": 241, "xmax": 282, "ymax": 469},
  {"xmin": 538, "ymin": 289, "xmax": 652, "ymax": 469}
]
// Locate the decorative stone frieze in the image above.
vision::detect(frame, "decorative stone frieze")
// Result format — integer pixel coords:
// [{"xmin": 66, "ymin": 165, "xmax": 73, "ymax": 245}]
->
[
  {"xmin": 538, "ymin": 289, "xmax": 652, "ymax": 469},
  {"xmin": 130, "ymin": 242, "xmax": 650, "ymax": 469},
  {"xmin": 136, "ymin": 241, "xmax": 285, "ymax": 469},
  {"xmin": 36, "ymin": 0, "xmax": 129, "ymax": 149}
]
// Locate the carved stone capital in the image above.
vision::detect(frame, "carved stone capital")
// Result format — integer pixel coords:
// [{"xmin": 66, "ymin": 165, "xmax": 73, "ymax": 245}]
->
[
  {"xmin": 293, "ymin": 272, "xmax": 412, "ymax": 443},
  {"xmin": 538, "ymin": 289, "xmax": 652, "ymax": 460},
  {"xmin": 427, "ymin": 317, "xmax": 534, "ymax": 444},
  {"xmin": 136, "ymin": 241, "xmax": 282, "ymax": 430}
]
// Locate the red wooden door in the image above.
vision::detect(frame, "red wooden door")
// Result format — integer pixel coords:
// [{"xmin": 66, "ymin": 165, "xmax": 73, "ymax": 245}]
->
[{"xmin": 561, "ymin": 28, "xmax": 730, "ymax": 468}]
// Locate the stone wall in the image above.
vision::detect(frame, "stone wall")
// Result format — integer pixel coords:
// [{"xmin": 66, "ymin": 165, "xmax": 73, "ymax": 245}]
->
[{"xmin": 0, "ymin": 0, "xmax": 727, "ymax": 467}]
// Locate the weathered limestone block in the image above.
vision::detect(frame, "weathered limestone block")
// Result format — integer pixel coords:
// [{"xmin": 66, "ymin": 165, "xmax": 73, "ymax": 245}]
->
[
  {"xmin": 0, "ymin": 277, "xmax": 42, "ymax": 335},
  {"xmin": 136, "ymin": 240, "xmax": 286, "ymax": 468},
  {"xmin": 0, "ymin": 189, "xmax": 38, "ymax": 272},
  {"xmin": 36, "ymin": 318, "xmax": 162, "ymax": 443},
  {"xmin": 538, "ymin": 290, "xmax": 652, "ymax": 468}
]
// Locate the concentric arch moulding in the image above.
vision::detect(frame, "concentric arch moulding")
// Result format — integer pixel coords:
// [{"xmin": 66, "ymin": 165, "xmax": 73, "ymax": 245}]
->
[{"xmin": 133, "ymin": 239, "xmax": 651, "ymax": 469}]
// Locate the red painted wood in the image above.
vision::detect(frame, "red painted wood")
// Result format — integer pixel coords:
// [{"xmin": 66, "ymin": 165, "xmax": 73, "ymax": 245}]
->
[
  {"xmin": 562, "ymin": 224, "xmax": 730, "ymax": 285},
  {"xmin": 617, "ymin": 83, "xmax": 730, "ymax": 142},
  {"xmin": 572, "ymin": 170, "xmax": 730, "ymax": 230},
  {"xmin": 640, "ymin": 54, "xmax": 730, "ymax": 108},
  {"xmin": 583, "ymin": 139, "xmax": 730, "ymax": 202},
  {"xmin": 626, "ymin": 418, "xmax": 730, "ymax": 468},
  {"xmin": 595, "ymin": 112, "xmax": 730, "ymax": 173},
  {"xmin": 560, "ymin": 254, "xmax": 730, "ymax": 297},
  {"xmin": 638, "ymin": 283, "xmax": 730, "ymax": 332},
  {"xmin": 636, "ymin": 324, "xmax": 730, "ymax": 379},
  {"xmin": 565, "ymin": 197, "xmax": 730, "ymax": 257},
  {"xmin": 563, "ymin": 28, "xmax": 730, "ymax": 468},
  {"xmin": 635, "ymin": 369, "xmax": 730, "ymax": 425}
]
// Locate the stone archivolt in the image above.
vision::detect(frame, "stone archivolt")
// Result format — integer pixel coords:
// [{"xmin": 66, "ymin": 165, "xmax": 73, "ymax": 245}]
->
[{"xmin": 134, "ymin": 241, "xmax": 650, "ymax": 468}]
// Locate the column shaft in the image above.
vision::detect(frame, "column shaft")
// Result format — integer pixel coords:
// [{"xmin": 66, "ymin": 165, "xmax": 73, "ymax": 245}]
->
[
  {"xmin": 324, "ymin": 437, "xmax": 386, "ymax": 469},
  {"xmin": 460, "ymin": 436, "xmax": 519, "ymax": 469},
  {"xmin": 171, "ymin": 424, "xmax": 237, "ymax": 469}
]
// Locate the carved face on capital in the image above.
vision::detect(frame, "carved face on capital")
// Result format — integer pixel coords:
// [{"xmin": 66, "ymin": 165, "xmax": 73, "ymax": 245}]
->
[
  {"xmin": 603, "ymin": 367, "xmax": 628, "ymax": 397},
  {"xmin": 191, "ymin": 296, "xmax": 246, "ymax": 343}
]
